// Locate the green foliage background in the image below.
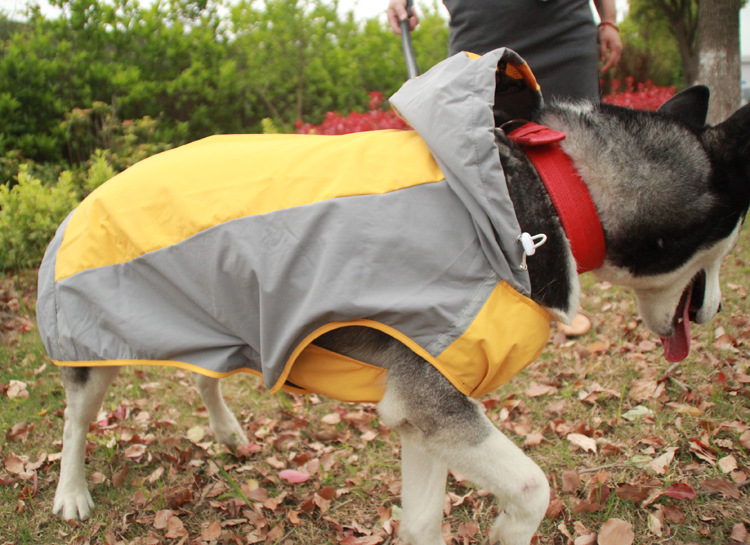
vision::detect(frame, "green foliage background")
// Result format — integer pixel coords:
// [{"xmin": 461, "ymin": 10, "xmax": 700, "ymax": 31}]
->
[
  {"xmin": 610, "ymin": 0, "xmax": 684, "ymax": 89},
  {"xmin": 0, "ymin": 0, "xmax": 449, "ymax": 167}
]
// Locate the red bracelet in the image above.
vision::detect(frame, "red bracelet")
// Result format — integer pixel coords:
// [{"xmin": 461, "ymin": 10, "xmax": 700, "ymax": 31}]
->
[{"xmin": 598, "ymin": 21, "xmax": 619, "ymax": 32}]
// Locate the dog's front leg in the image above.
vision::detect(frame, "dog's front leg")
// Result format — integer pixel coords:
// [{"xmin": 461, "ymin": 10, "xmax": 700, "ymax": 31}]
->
[
  {"xmin": 445, "ymin": 425, "xmax": 550, "ymax": 545},
  {"xmin": 379, "ymin": 356, "xmax": 549, "ymax": 545},
  {"xmin": 398, "ymin": 431, "xmax": 449, "ymax": 545},
  {"xmin": 54, "ymin": 366, "xmax": 120, "ymax": 520},
  {"xmin": 192, "ymin": 373, "xmax": 248, "ymax": 449}
]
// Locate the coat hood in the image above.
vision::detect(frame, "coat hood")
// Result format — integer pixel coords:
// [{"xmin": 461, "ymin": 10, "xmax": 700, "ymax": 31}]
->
[{"xmin": 389, "ymin": 48, "xmax": 543, "ymax": 295}]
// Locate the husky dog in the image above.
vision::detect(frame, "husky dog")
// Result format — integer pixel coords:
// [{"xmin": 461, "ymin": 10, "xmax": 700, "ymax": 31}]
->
[{"xmin": 40, "ymin": 55, "xmax": 749, "ymax": 545}]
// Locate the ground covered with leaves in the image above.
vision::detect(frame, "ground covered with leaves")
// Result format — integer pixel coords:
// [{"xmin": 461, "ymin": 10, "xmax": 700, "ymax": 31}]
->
[{"xmin": 1, "ymin": 231, "xmax": 749, "ymax": 545}]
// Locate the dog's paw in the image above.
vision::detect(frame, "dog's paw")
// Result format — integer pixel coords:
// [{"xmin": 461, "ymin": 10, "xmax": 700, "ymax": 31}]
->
[
  {"xmin": 488, "ymin": 512, "xmax": 537, "ymax": 545},
  {"xmin": 212, "ymin": 420, "xmax": 250, "ymax": 450},
  {"xmin": 53, "ymin": 485, "xmax": 94, "ymax": 520}
]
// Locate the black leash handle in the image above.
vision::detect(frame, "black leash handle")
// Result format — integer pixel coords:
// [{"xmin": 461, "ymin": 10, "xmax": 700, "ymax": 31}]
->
[{"xmin": 399, "ymin": 0, "xmax": 420, "ymax": 79}]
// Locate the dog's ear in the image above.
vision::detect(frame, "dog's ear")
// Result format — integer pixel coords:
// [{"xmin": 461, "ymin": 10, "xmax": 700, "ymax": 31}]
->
[
  {"xmin": 713, "ymin": 101, "xmax": 750, "ymax": 134},
  {"xmin": 704, "ymin": 102, "xmax": 750, "ymax": 162},
  {"xmin": 702, "ymin": 102, "xmax": 750, "ymax": 210},
  {"xmin": 657, "ymin": 85, "xmax": 710, "ymax": 129}
]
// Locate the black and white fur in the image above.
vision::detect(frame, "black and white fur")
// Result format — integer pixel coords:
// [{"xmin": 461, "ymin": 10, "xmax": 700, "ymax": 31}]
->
[{"xmin": 53, "ymin": 87, "xmax": 750, "ymax": 545}]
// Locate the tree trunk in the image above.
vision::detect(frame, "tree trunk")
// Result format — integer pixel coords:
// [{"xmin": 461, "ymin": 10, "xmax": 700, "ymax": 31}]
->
[
  {"xmin": 695, "ymin": 0, "xmax": 742, "ymax": 124},
  {"xmin": 653, "ymin": 0, "xmax": 699, "ymax": 88},
  {"xmin": 674, "ymin": 20, "xmax": 698, "ymax": 87}
]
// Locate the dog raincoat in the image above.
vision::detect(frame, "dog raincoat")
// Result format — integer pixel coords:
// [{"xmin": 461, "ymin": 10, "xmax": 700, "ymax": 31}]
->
[{"xmin": 37, "ymin": 48, "xmax": 551, "ymax": 403}]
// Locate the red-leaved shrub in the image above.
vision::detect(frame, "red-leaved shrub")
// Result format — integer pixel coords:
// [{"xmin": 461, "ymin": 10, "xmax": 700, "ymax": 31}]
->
[
  {"xmin": 295, "ymin": 92, "xmax": 411, "ymax": 135},
  {"xmin": 603, "ymin": 77, "xmax": 676, "ymax": 111},
  {"xmin": 296, "ymin": 79, "xmax": 678, "ymax": 136}
]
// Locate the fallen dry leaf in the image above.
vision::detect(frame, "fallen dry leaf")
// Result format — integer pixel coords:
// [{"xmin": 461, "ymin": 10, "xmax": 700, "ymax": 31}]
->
[
  {"xmin": 648, "ymin": 509, "xmax": 664, "ymax": 537},
  {"xmin": 628, "ymin": 379, "xmax": 658, "ymax": 402},
  {"xmin": 321, "ymin": 412, "xmax": 341, "ymax": 425},
  {"xmin": 662, "ymin": 482, "xmax": 696, "ymax": 500},
  {"xmin": 621, "ymin": 405, "xmax": 654, "ymax": 421},
  {"xmin": 523, "ymin": 431, "xmax": 544, "ymax": 447},
  {"xmin": 112, "ymin": 464, "xmax": 130, "ymax": 487},
  {"xmin": 718, "ymin": 454, "xmax": 739, "ymax": 474},
  {"xmin": 7, "ymin": 380, "xmax": 28, "ymax": 399},
  {"xmin": 699, "ymin": 478, "xmax": 741, "ymax": 499},
  {"xmin": 575, "ymin": 533, "xmax": 597, "ymax": 545},
  {"xmin": 666, "ymin": 402, "xmax": 703, "ymax": 417},
  {"xmin": 586, "ymin": 340, "xmax": 609, "ymax": 354},
  {"xmin": 573, "ymin": 500, "xmax": 601, "ymax": 514},
  {"xmin": 731, "ymin": 470, "xmax": 748, "ymax": 484},
  {"xmin": 154, "ymin": 509, "xmax": 173, "ymax": 530},
  {"xmin": 6, "ymin": 422, "xmax": 30, "ymax": 443},
  {"xmin": 200, "ymin": 520, "xmax": 222, "ymax": 540},
  {"xmin": 186, "ymin": 425, "xmax": 205, "ymax": 444},
  {"xmin": 279, "ymin": 469, "xmax": 310, "ymax": 483},
  {"xmin": 731, "ymin": 523, "xmax": 748, "ymax": 543},
  {"xmin": 657, "ymin": 504, "xmax": 686, "ymax": 524},
  {"xmin": 567, "ymin": 433, "xmax": 597, "ymax": 454},
  {"xmin": 526, "ymin": 383, "xmax": 557, "ymax": 397},
  {"xmin": 165, "ymin": 515, "xmax": 188, "ymax": 538},
  {"xmin": 123, "ymin": 444, "xmax": 147, "ymax": 459},
  {"xmin": 647, "ymin": 447, "xmax": 677, "ymax": 475},
  {"xmin": 615, "ymin": 483, "xmax": 651, "ymax": 502},
  {"xmin": 4, "ymin": 453, "xmax": 25, "ymax": 475},
  {"xmin": 267, "ymin": 456, "xmax": 286, "ymax": 470},
  {"xmin": 456, "ymin": 520, "xmax": 479, "ymax": 539},
  {"xmin": 597, "ymin": 518, "xmax": 634, "ymax": 545},
  {"xmin": 562, "ymin": 469, "xmax": 581, "ymax": 493},
  {"xmin": 146, "ymin": 466, "xmax": 164, "ymax": 484},
  {"xmin": 689, "ymin": 438, "xmax": 717, "ymax": 465}
]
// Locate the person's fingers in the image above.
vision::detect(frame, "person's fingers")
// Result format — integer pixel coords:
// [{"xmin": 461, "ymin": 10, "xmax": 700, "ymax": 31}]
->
[
  {"xmin": 598, "ymin": 29, "xmax": 622, "ymax": 72},
  {"xmin": 387, "ymin": 0, "xmax": 419, "ymax": 34},
  {"xmin": 387, "ymin": 0, "xmax": 409, "ymax": 34}
]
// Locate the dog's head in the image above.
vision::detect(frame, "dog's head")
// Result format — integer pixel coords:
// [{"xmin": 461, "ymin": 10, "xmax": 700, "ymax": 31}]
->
[{"xmin": 542, "ymin": 87, "xmax": 750, "ymax": 361}]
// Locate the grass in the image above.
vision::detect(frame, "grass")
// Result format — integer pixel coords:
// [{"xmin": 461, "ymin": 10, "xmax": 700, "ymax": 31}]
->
[{"xmin": 1, "ymin": 233, "xmax": 749, "ymax": 545}]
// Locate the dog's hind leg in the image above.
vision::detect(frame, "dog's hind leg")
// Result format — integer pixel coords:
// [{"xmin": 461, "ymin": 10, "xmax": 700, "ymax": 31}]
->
[
  {"xmin": 54, "ymin": 365, "xmax": 120, "ymax": 520},
  {"xmin": 379, "ymin": 358, "xmax": 549, "ymax": 545},
  {"xmin": 192, "ymin": 373, "xmax": 248, "ymax": 449}
]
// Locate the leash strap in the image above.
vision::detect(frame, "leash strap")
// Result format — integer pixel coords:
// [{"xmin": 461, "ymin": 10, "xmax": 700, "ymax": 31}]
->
[{"xmin": 508, "ymin": 122, "xmax": 606, "ymax": 273}]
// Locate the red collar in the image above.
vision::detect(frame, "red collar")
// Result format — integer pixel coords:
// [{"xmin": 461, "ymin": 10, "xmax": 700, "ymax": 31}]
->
[{"xmin": 507, "ymin": 122, "xmax": 606, "ymax": 274}]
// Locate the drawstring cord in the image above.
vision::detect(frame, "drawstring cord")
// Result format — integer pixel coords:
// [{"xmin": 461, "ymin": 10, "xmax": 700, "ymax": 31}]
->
[{"xmin": 517, "ymin": 232, "xmax": 547, "ymax": 271}]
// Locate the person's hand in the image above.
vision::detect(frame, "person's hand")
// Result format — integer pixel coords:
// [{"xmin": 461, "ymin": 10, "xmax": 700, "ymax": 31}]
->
[
  {"xmin": 387, "ymin": 0, "xmax": 419, "ymax": 35},
  {"xmin": 598, "ymin": 23, "xmax": 622, "ymax": 72}
]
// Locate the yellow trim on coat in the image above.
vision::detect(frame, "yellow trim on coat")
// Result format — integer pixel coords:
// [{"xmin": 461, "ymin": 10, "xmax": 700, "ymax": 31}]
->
[{"xmin": 463, "ymin": 51, "xmax": 541, "ymax": 93}]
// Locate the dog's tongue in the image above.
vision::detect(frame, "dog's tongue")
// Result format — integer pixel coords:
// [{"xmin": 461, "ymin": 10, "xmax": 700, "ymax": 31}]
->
[{"xmin": 660, "ymin": 284, "xmax": 693, "ymax": 363}]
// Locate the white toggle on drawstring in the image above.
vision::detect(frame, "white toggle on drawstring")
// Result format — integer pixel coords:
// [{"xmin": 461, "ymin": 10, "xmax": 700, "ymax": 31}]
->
[{"xmin": 517, "ymin": 232, "xmax": 547, "ymax": 271}]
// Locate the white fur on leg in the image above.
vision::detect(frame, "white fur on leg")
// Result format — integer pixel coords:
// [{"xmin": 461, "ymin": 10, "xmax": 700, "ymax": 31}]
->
[
  {"xmin": 378, "ymin": 374, "xmax": 548, "ymax": 545},
  {"xmin": 397, "ymin": 432, "xmax": 449, "ymax": 545},
  {"xmin": 444, "ymin": 430, "xmax": 549, "ymax": 545},
  {"xmin": 193, "ymin": 373, "xmax": 248, "ymax": 448},
  {"xmin": 54, "ymin": 366, "xmax": 120, "ymax": 520}
]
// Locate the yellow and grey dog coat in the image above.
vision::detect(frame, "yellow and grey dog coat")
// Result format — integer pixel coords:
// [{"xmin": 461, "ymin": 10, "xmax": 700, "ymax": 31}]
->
[{"xmin": 37, "ymin": 49, "xmax": 550, "ymax": 403}]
